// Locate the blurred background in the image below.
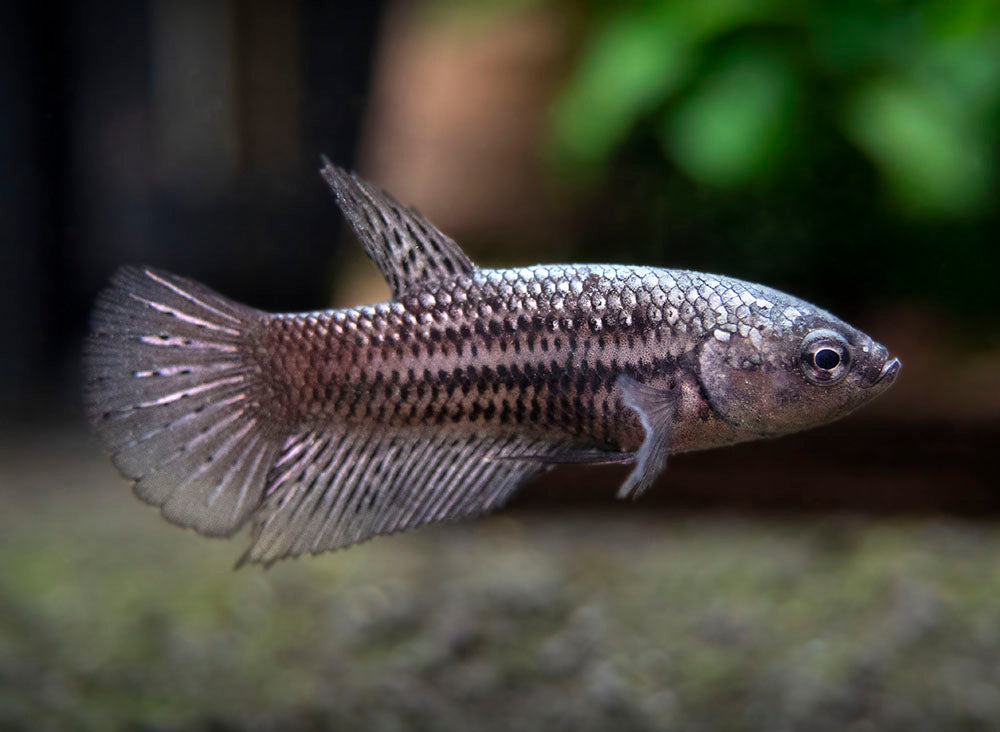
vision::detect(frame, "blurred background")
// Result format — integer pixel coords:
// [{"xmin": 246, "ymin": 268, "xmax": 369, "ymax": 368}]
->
[{"xmin": 2, "ymin": 0, "xmax": 999, "ymax": 729}]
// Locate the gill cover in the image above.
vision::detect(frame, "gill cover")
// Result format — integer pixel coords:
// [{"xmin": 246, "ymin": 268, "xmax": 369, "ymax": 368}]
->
[{"xmin": 697, "ymin": 319, "xmax": 898, "ymax": 437}]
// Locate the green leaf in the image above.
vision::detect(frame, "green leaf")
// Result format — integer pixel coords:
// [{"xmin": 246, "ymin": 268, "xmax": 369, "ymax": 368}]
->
[
  {"xmin": 548, "ymin": 10, "xmax": 691, "ymax": 172},
  {"xmin": 844, "ymin": 79, "xmax": 992, "ymax": 216},
  {"xmin": 662, "ymin": 50, "xmax": 799, "ymax": 187}
]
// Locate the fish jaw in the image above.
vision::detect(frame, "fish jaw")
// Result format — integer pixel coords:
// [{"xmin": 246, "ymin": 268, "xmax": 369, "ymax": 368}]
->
[{"xmin": 862, "ymin": 342, "xmax": 902, "ymax": 390}]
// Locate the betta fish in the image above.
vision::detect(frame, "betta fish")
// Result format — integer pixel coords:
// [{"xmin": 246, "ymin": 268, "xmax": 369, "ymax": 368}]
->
[{"xmin": 84, "ymin": 159, "xmax": 900, "ymax": 564}]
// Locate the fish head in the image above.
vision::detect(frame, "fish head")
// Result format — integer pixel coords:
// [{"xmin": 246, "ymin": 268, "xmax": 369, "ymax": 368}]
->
[{"xmin": 697, "ymin": 292, "xmax": 900, "ymax": 438}]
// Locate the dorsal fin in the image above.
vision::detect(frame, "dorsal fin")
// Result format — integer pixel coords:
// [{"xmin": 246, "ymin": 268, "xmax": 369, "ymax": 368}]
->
[{"xmin": 320, "ymin": 157, "xmax": 476, "ymax": 299}]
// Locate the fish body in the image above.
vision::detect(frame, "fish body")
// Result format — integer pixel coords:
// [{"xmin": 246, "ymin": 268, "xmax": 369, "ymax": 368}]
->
[
  {"xmin": 260, "ymin": 266, "xmax": 819, "ymax": 454},
  {"xmin": 85, "ymin": 161, "xmax": 900, "ymax": 564}
]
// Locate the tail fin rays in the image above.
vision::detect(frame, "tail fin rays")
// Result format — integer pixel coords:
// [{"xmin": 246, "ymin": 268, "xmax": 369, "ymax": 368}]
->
[{"xmin": 84, "ymin": 267, "xmax": 281, "ymax": 537}]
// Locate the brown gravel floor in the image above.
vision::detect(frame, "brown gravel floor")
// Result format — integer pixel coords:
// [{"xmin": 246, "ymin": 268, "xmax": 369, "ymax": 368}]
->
[{"xmin": 2, "ymin": 425, "xmax": 1000, "ymax": 731}]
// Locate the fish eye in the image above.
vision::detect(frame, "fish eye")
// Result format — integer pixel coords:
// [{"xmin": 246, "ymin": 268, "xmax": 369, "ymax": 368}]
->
[
  {"xmin": 800, "ymin": 330, "xmax": 850, "ymax": 385},
  {"xmin": 813, "ymin": 348, "xmax": 840, "ymax": 370}
]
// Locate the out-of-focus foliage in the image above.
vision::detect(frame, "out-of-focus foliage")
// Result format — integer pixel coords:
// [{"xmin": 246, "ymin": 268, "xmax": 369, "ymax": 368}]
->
[
  {"xmin": 418, "ymin": 0, "xmax": 1000, "ymax": 323},
  {"xmin": 551, "ymin": 0, "xmax": 1000, "ymax": 217}
]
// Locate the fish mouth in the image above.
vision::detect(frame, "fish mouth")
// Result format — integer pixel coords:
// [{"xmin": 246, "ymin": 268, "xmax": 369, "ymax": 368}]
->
[
  {"xmin": 860, "ymin": 342, "xmax": 901, "ymax": 388},
  {"xmin": 875, "ymin": 356, "xmax": 901, "ymax": 385}
]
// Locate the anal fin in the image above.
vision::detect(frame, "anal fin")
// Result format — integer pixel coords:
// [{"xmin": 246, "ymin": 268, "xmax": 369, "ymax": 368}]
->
[
  {"xmin": 494, "ymin": 445, "xmax": 635, "ymax": 466},
  {"xmin": 240, "ymin": 428, "xmax": 558, "ymax": 566}
]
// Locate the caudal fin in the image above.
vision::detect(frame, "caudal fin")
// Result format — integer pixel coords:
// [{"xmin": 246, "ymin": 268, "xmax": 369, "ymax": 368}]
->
[{"xmin": 84, "ymin": 267, "xmax": 283, "ymax": 537}]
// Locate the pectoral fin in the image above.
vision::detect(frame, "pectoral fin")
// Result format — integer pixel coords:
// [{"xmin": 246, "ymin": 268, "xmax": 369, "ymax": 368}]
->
[{"xmin": 616, "ymin": 375, "xmax": 676, "ymax": 499}]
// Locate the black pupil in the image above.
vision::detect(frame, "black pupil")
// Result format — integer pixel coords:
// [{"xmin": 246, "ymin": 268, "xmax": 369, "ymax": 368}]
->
[{"xmin": 814, "ymin": 348, "xmax": 841, "ymax": 370}]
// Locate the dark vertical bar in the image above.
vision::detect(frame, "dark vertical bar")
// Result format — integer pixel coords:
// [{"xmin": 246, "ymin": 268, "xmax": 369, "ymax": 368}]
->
[
  {"xmin": 0, "ymin": 3, "xmax": 76, "ymax": 417},
  {"xmin": 0, "ymin": 3, "xmax": 39, "ymax": 414},
  {"xmin": 299, "ymin": 1, "xmax": 383, "ymax": 172},
  {"xmin": 0, "ymin": 0, "xmax": 385, "ymax": 419}
]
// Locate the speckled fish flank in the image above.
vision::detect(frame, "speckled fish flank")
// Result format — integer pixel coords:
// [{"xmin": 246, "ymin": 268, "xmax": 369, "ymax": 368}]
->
[{"xmin": 84, "ymin": 159, "xmax": 900, "ymax": 564}]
